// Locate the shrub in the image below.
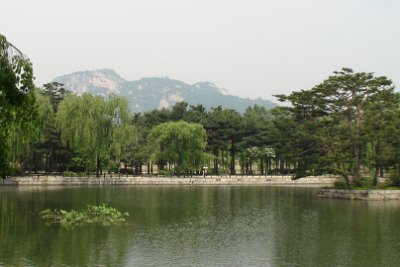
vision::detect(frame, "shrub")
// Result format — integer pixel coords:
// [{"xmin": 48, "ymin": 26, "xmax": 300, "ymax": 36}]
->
[
  {"xmin": 157, "ymin": 170, "xmax": 174, "ymax": 176},
  {"xmin": 63, "ymin": 171, "xmax": 76, "ymax": 177},
  {"xmin": 9, "ymin": 162, "xmax": 23, "ymax": 176},
  {"xmin": 353, "ymin": 177, "xmax": 369, "ymax": 188},
  {"xmin": 389, "ymin": 167, "xmax": 400, "ymax": 187},
  {"xmin": 334, "ymin": 180, "xmax": 349, "ymax": 189}
]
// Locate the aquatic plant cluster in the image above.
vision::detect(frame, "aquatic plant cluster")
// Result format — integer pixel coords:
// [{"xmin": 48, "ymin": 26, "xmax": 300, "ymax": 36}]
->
[{"xmin": 40, "ymin": 204, "xmax": 129, "ymax": 227}]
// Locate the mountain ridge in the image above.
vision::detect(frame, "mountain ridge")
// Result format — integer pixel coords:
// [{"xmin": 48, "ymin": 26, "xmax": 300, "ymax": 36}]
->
[{"xmin": 53, "ymin": 69, "xmax": 277, "ymax": 113}]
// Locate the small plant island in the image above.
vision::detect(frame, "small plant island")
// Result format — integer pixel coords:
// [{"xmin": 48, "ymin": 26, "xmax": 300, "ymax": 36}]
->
[{"xmin": 40, "ymin": 204, "xmax": 129, "ymax": 227}]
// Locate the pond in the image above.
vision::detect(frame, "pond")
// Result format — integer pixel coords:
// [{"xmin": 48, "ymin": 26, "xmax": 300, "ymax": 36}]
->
[{"xmin": 1, "ymin": 186, "xmax": 400, "ymax": 266}]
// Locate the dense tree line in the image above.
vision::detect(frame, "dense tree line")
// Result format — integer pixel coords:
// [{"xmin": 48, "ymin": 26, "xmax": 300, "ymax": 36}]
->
[
  {"xmin": 2, "ymin": 37, "xmax": 400, "ymax": 186},
  {"xmin": 4, "ymin": 86, "xmax": 280, "ymax": 178}
]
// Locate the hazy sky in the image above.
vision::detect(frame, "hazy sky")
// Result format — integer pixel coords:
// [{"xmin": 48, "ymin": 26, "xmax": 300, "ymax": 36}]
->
[{"xmin": 2, "ymin": 0, "xmax": 399, "ymax": 100}]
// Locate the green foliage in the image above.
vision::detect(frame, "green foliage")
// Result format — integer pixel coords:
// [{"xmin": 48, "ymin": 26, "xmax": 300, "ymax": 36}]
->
[
  {"xmin": 40, "ymin": 204, "xmax": 129, "ymax": 228},
  {"xmin": 157, "ymin": 169, "xmax": 174, "ymax": 176},
  {"xmin": 204, "ymin": 106, "xmax": 244, "ymax": 174},
  {"xmin": 333, "ymin": 181, "xmax": 350, "ymax": 189},
  {"xmin": 57, "ymin": 94, "xmax": 131, "ymax": 176},
  {"xmin": 352, "ymin": 178, "xmax": 369, "ymax": 188},
  {"xmin": 42, "ymin": 82, "xmax": 69, "ymax": 112},
  {"xmin": 389, "ymin": 166, "xmax": 400, "ymax": 187},
  {"xmin": 110, "ymin": 124, "xmax": 140, "ymax": 171},
  {"xmin": 0, "ymin": 34, "xmax": 36, "ymax": 178},
  {"xmin": 148, "ymin": 121, "xmax": 209, "ymax": 175},
  {"xmin": 3, "ymin": 59, "xmax": 400, "ymax": 183},
  {"xmin": 275, "ymin": 68, "xmax": 399, "ymax": 186},
  {"xmin": 63, "ymin": 171, "xmax": 78, "ymax": 177}
]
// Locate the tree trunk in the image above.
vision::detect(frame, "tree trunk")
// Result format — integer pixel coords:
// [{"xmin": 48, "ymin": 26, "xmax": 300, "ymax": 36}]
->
[
  {"xmin": 352, "ymin": 91, "xmax": 362, "ymax": 183},
  {"xmin": 222, "ymin": 150, "xmax": 225, "ymax": 173},
  {"xmin": 213, "ymin": 149, "xmax": 219, "ymax": 175},
  {"xmin": 33, "ymin": 152, "xmax": 38, "ymax": 174},
  {"xmin": 230, "ymin": 141, "xmax": 236, "ymax": 175},
  {"xmin": 96, "ymin": 155, "xmax": 100, "ymax": 178},
  {"xmin": 373, "ymin": 139, "xmax": 381, "ymax": 186},
  {"xmin": 231, "ymin": 155, "xmax": 236, "ymax": 175},
  {"xmin": 49, "ymin": 146, "xmax": 53, "ymax": 173},
  {"xmin": 352, "ymin": 141, "xmax": 361, "ymax": 181},
  {"xmin": 44, "ymin": 154, "xmax": 47, "ymax": 173}
]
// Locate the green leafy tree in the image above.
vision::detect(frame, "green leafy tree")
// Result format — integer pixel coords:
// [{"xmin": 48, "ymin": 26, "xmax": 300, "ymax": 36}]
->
[
  {"xmin": 204, "ymin": 107, "xmax": 228, "ymax": 174},
  {"xmin": 204, "ymin": 107, "xmax": 244, "ymax": 175},
  {"xmin": 148, "ymin": 121, "xmax": 209, "ymax": 176},
  {"xmin": 220, "ymin": 109, "xmax": 243, "ymax": 175},
  {"xmin": 57, "ymin": 94, "xmax": 130, "ymax": 177},
  {"xmin": 0, "ymin": 34, "xmax": 36, "ymax": 178},
  {"xmin": 275, "ymin": 68, "xmax": 398, "ymax": 185},
  {"xmin": 363, "ymin": 88, "xmax": 400, "ymax": 185},
  {"xmin": 170, "ymin": 101, "xmax": 188, "ymax": 121},
  {"xmin": 270, "ymin": 103, "xmax": 326, "ymax": 177},
  {"xmin": 186, "ymin": 104, "xmax": 208, "ymax": 124},
  {"xmin": 241, "ymin": 105, "xmax": 274, "ymax": 174},
  {"xmin": 110, "ymin": 123, "xmax": 141, "ymax": 173},
  {"xmin": 43, "ymin": 82, "xmax": 69, "ymax": 112},
  {"xmin": 131, "ymin": 110, "xmax": 171, "ymax": 173},
  {"xmin": 24, "ymin": 91, "xmax": 55, "ymax": 173},
  {"xmin": 31, "ymin": 85, "xmax": 71, "ymax": 173}
]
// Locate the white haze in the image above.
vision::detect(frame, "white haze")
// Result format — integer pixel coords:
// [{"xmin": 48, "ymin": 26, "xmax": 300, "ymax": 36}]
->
[{"xmin": 2, "ymin": 0, "xmax": 399, "ymax": 100}]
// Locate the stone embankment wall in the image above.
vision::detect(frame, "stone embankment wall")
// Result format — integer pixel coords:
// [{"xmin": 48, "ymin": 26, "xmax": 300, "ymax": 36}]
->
[
  {"xmin": 318, "ymin": 189, "xmax": 400, "ymax": 200},
  {"xmin": 1, "ymin": 175, "xmax": 338, "ymax": 186}
]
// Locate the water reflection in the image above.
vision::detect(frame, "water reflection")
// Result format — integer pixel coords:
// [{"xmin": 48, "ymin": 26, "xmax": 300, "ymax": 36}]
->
[{"xmin": 1, "ymin": 186, "xmax": 400, "ymax": 266}]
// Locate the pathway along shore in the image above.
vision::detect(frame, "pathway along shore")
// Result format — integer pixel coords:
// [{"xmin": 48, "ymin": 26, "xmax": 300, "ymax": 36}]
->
[{"xmin": 0, "ymin": 175, "xmax": 338, "ymax": 186}]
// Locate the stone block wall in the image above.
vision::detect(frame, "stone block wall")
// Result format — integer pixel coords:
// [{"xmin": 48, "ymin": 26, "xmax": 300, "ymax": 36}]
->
[
  {"xmin": 0, "ymin": 175, "xmax": 338, "ymax": 186},
  {"xmin": 318, "ymin": 189, "xmax": 400, "ymax": 200}
]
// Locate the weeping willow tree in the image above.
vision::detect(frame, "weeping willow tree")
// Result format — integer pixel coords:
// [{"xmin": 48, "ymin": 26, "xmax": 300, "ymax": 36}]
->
[
  {"xmin": 57, "ymin": 93, "xmax": 130, "ymax": 177},
  {"xmin": 148, "ymin": 121, "xmax": 209, "ymax": 176},
  {"xmin": 0, "ymin": 34, "xmax": 36, "ymax": 178},
  {"xmin": 110, "ymin": 124, "xmax": 139, "ymax": 172}
]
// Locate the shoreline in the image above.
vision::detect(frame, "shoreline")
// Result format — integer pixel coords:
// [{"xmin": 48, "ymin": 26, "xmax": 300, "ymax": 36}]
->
[
  {"xmin": 0, "ymin": 175, "xmax": 338, "ymax": 187},
  {"xmin": 318, "ymin": 188, "xmax": 400, "ymax": 200}
]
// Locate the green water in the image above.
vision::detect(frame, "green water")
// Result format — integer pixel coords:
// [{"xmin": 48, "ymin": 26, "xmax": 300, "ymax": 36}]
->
[{"xmin": 1, "ymin": 186, "xmax": 400, "ymax": 266}]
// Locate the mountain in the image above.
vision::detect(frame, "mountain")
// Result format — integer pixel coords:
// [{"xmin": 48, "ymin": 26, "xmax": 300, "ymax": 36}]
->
[
  {"xmin": 52, "ymin": 69, "xmax": 277, "ymax": 113},
  {"xmin": 53, "ymin": 69, "xmax": 126, "ymax": 96}
]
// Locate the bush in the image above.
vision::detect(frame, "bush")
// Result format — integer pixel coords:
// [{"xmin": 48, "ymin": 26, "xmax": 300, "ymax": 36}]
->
[
  {"xmin": 389, "ymin": 167, "xmax": 400, "ymax": 187},
  {"xmin": 334, "ymin": 180, "xmax": 349, "ymax": 189},
  {"xmin": 119, "ymin": 168, "xmax": 134, "ymax": 175},
  {"xmin": 63, "ymin": 171, "xmax": 76, "ymax": 177},
  {"xmin": 353, "ymin": 177, "xmax": 369, "ymax": 188},
  {"xmin": 157, "ymin": 170, "xmax": 174, "ymax": 176},
  {"xmin": 8, "ymin": 162, "xmax": 23, "ymax": 176},
  {"xmin": 376, "ymin": 182, "xmax": 391, "ymax": 189}
]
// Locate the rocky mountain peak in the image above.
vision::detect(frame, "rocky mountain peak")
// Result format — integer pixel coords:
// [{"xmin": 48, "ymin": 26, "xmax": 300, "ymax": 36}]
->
[
  {"xmin": 53, "ymin": 68, "xmax": 126, "ymax": 95},
  {"xmin": 52, "ymin": 69, "xmax": 277, "ymax": 113},
  {"xmin": 193, "ymin": 81, "xmax": 229, "ymax": 95}
]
